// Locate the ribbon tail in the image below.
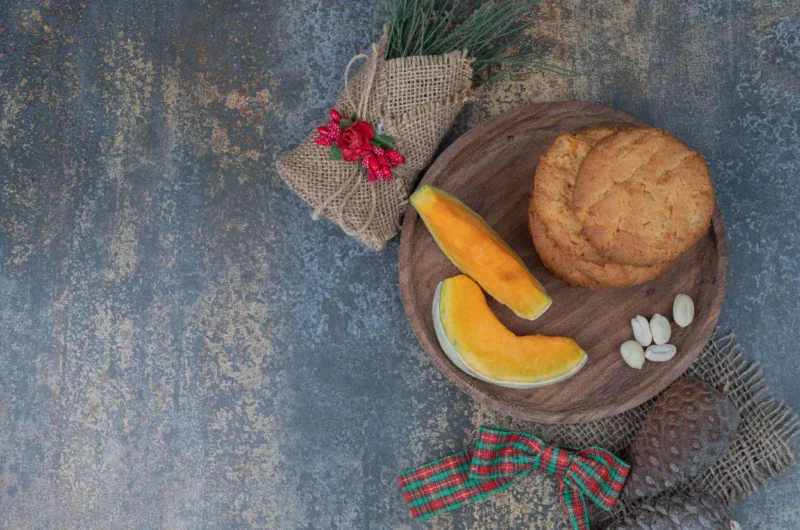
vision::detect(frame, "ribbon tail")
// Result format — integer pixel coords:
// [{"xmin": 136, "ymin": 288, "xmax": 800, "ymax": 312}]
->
[
  {"xmin": 398, "ymin": 450, "xmax": 526, "ymax": 520},
  {"xmin": 559, "ymin": 482, "xmax": 590, "ymax": 530}
]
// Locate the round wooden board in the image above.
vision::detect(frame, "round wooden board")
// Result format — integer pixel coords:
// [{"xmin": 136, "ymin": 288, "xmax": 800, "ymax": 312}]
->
[{"xmin": 399, "ymin": 101, "xmax": 727, "ymax": 424}]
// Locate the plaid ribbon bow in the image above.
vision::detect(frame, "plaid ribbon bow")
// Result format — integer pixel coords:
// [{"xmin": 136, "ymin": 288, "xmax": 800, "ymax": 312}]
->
[{"xmin": 398, "ymin": 426, "xmax": 630, "ymax": 530}]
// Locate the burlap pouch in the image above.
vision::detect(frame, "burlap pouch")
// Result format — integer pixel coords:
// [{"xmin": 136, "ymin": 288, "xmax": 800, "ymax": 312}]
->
[{"xmin": 277, "ymin": 32, "xmax": 473, "ymax": 250}]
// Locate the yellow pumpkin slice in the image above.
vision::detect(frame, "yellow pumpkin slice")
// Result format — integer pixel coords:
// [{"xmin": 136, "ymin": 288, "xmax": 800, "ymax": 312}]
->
[
  {"xmin": 433, "ymin": 275, "xmax": 586, "ymax": 388},
  {"xmin": 411, "ymin": 184, "xmax": 551, "ymax": 320}
]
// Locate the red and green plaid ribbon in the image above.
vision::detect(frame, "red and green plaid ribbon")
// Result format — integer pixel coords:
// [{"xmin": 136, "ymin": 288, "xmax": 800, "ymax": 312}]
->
[{"xmin": 398, "ymin": 425, "xmax": 630, "ymax": 530}]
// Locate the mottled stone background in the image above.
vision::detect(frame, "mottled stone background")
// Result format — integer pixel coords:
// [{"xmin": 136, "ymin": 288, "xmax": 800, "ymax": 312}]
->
[{"xmin": 1, "ymin": 1, "xmax": 798, "ymax": 528}]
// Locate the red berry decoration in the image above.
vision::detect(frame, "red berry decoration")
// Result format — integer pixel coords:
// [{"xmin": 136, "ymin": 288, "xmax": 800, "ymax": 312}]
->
[
  {"xmin": 313, "ymin": 108, "xmax": 405, "ymax": 182},
  {"xmin": 387, "ymin": 150, "xmax": 405, "ymax": 166}
]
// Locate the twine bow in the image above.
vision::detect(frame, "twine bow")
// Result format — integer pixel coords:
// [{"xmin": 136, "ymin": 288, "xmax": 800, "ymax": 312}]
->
[{"xmin": 398, "ymin": 426, "xmax": 630, "ymax": 530}]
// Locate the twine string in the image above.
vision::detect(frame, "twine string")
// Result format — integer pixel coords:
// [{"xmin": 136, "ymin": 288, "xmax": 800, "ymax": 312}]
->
[
  {"xmin": 342, "ymin": 52, "xmax": 368, "ymax": 113},
  {"xmin": 312, "ymin": 43, "xmax": 381, "ymax": 236},
  {"xmin": 336, "ymin": 169, "xmax": 362, "ymax": 232},
  {"xmin": 355, "ymin": 180, "xmax": 378, "ymax": 234}
]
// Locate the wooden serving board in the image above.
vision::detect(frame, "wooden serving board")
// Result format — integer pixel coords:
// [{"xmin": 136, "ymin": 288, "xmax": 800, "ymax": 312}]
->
[{"xmin": 398, "ymin": 101, "xmax": 727, "ymax": 424}]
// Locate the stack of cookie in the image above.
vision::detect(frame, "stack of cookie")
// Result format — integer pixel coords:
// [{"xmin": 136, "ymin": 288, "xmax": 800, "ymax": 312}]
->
[{"xmin": 528, "ymin": 127, "xmax": 715, "ymax": 289}]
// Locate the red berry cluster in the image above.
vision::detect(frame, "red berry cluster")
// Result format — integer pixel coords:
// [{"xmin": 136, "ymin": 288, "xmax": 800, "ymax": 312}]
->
[
  {"xmin": 361, "ymin": 146, "xmax": 405, "ymax": 183},
  {"xmin": 314, "ymin": 109, "xmax": 406, "ymax": 183},
  {"xmin": 313, "ymin": 109, "xmax": 342, "ymax": 147}
]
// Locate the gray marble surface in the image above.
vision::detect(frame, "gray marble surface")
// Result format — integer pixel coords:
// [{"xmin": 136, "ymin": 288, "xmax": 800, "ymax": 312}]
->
[{"xmin": 1, "ymin": 1, "xmax": 798, "ymax": 528}]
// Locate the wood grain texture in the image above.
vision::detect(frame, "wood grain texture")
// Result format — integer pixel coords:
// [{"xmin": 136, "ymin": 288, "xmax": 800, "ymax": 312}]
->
[{"xmin": 399, "ymin": 101, "xmax": 727, "ymax": 424}]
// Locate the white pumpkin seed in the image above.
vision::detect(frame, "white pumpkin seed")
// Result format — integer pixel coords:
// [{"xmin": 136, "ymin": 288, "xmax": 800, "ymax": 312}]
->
[
  {"xmin": 620, "ymin": 340, "xmax": 646, "ymax": 369},
  {"xmin": 673, "ymin": 294, "xmax": 695, "ymax": 328},
  {"xmin": 645, "ymin": 344, "xmax": 677, "ymax": 362},
  {"xmin": 631, "ymin": 315, "xmax": 652, "ymax": 346},
  {"xmin": 650, "ymin": 313, "xmax": 672, "ymax": 345}
]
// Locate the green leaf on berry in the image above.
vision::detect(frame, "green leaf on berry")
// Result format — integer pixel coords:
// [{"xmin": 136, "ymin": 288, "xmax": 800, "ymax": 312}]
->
[
  {"xmin": 372, "ymin": 134, "xmax": 395, "ymax": 149},
  {"xmin": 339, "ymin": 119, "xmax": 353, "ymax": 129},
  {"xmin": 329, "ymin": 146, "xmax": 343, "ymax": 161},
  {"xmin": 359, "ymin": 165, "xmax": 367, "ymax": 177}
]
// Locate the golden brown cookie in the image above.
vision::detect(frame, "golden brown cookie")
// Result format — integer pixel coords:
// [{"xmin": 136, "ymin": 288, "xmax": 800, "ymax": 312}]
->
[
  {"xmin": 573, "ymin": 128, "xmax": 715, "ymax": 267},
  {"xmin": 532, "ymin": 128, "xmax": 617, "ymax": 265},
  {"xmin": 528, "ymin": 206, "xmax": 600, "ymax": 289},
  {"xmin": 529, "ymin": 202, "xmax": 672, "ymax": 289},
  {"xmin": 530, "ymin": 128, "xmax": 671, "ymax": 288}
]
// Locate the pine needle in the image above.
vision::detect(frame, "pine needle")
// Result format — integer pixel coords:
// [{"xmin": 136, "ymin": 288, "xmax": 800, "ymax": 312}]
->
[{"xmin": 386, "ymin": 0, "xmax": 563, "ymax": 80}]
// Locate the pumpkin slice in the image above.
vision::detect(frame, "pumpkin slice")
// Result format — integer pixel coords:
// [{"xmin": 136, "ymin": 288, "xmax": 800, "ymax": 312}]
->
[
  {"xmin": 433, "ymin": 275, "xmax": 586, "ymax": 388},
  {"xmin": 411, "ymin": 184, "xmax": 551, "ymax": 320}
]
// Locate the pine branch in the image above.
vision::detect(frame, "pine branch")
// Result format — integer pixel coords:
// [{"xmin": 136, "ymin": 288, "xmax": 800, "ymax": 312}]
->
[{"xmin": 385, "ymin": 0, "xmax": 564, "ymax": 80}]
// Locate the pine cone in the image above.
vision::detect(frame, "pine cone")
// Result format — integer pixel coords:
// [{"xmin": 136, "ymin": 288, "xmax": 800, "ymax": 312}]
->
[
  {"xmin": 607, "ymin": 491, "xmax": 730, "ymax": 530},
  {"xmin": 626, "ymin": 378, "xmax": 740, "ymax": 500}
]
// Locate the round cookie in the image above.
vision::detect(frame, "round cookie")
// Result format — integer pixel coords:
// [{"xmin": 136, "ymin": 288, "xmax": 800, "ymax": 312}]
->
[
  {"xmin": 532, "ymin": 127, "xmax": 617, "ymax": 265},
  {"xmin": 528, "ymin": 206, "xmax": 600, "ymax": 289},
  {"xmin": 529, "ymin": 201, "xmax": 672, "ymax": 289},
  {"xmin": 530, "ymin": 127, "xmax": 671, "ymax": 288},
  {"xmin": 573, "ymin": 128, "xmax": 715, "ymax": 267}
]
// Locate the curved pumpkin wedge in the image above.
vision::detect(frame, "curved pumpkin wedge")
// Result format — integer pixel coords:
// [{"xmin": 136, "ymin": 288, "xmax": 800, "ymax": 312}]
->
[
  {"xmin": 411, "ymin": 184, "xmax": 551, "ymax": 320},
  {"xmin": 433, "ymin": 275, "xmax": 586, "ymax": 388}
]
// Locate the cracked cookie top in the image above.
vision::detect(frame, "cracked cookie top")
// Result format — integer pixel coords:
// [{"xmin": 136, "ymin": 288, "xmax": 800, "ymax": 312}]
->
[{"xmin": 572, "ymin": 128, "xmax": 715, "ymax": 266}]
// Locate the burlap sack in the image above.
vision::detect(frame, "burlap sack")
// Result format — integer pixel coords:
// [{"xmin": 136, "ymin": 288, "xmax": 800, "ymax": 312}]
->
[
  {"xmin": 468, "ymin": 331, "xmax": 798, "ymax": 528},
  {"xmin": 277, "ymin": 32, "xmax": 473, "ymax": 250}
]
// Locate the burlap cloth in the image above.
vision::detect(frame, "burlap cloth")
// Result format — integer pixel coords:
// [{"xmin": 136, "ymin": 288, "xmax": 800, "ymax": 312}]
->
[
  {"xmin": 277, "ymin": 31, "xmax": 473, "ymax": 250},
  {"xmin": 464, "ymin": 331, "xmax": 798, "ymax": 528}
]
